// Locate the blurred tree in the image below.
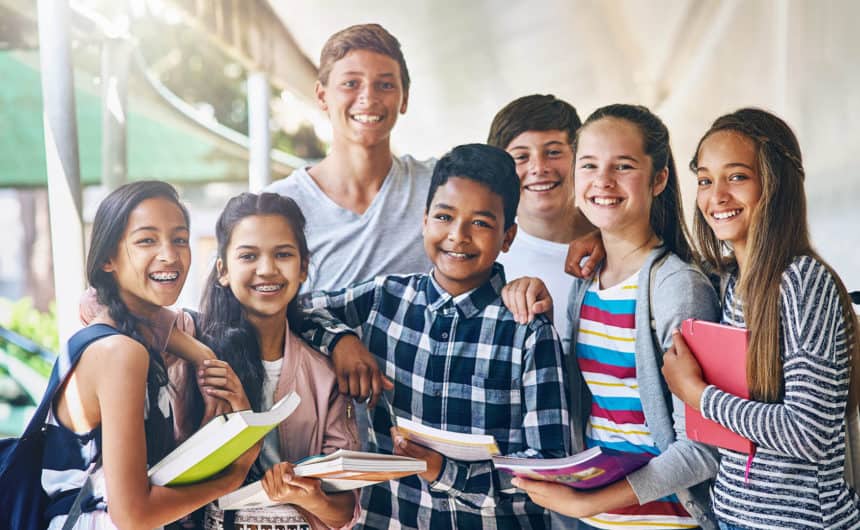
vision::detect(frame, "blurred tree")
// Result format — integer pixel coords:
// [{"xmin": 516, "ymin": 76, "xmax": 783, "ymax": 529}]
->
[{"xmin": 132, "ymin": 12, "xmax": 326, "ymax": 160}]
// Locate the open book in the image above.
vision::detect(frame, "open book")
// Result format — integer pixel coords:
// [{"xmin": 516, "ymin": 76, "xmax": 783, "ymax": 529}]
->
[
  {"xmin": 396, "ymin": 417, "xmax": 500, "ymax": 462},
  {"xmin": 681, "ymin": 319, "xmax": 754, "ymax": 454},
  {"xmin": 148, "ymin": 392, "xmax": 301, "ymax": 486},
  {"xmin": 493, "ymin": 447, "xmax": 653, "ymax": 490},
  {"xmin": 218, "ymin": 450, "xmax": 426, "ymax": 510}
]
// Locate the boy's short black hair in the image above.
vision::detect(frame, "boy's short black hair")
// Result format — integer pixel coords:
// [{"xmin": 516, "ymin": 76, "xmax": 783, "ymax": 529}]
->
[
  {"xmin": 487, "ymin": 94, "xmax": 582, "ymax": 150},
  {"xmin": 426, "ymin": 144, "xmax": 520, "ymax": 229}
]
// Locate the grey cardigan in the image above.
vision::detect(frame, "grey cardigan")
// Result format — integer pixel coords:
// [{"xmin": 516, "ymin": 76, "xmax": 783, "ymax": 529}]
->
[{"xmin": 564, "ymin": 247, "xmax": 721, "ymax": 529}]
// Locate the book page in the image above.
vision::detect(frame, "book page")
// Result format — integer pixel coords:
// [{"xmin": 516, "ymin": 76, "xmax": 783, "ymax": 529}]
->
[{"xmin": 396, "ymin": 417, "xmax": 500, "ymax": 462}]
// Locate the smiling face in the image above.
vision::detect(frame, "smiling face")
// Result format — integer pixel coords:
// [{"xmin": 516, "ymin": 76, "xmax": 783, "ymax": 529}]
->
[
  {"xmin": 218, "ymin": 214, "xmax": 307, "ymax": 326},
  {"xmin": 505, "ymin": 129, "xmax": 574, "ymax": 221},
  {"xmin": 315, "ymin": 49, "xmax": 408, "ymax": 148},
  {"xmin": 694, "ymin": 130, "xmax": 762, "ymax": 258},
  {"xmin": 423, "ymin": 177, "xmax": 516, "ymax": 296},
  {"xmin": 102, "ymin": 197, "xmax": 190, "ymax": 316},
  {"xmin": 573, "ymin": 118, "xmax": 667, "ymax": 237}
]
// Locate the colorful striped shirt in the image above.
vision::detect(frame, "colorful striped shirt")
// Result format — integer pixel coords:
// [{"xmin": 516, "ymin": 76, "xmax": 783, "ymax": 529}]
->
[{"xmin": 577, "ymin": 275, "xmax": 695, "ymax": 529}]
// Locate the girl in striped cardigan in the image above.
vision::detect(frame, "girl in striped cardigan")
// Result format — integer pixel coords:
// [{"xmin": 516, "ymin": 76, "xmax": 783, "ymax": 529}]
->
[{"xmin": 662, "ymin": 108, "xmax": 860, "ymax": 529}]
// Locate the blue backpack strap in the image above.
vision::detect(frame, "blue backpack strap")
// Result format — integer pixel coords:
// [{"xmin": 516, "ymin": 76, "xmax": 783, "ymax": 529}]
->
[
  {"xmin": 20, "ymin": 324, "xmax": 121, "ymax": 441},
  {"xmin": 0, "ymin": 324, "xmax": 120, "ymax": 530}
]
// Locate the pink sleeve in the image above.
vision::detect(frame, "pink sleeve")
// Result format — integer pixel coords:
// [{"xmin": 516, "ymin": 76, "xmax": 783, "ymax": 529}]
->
[
  {"xmin": 164, "ymin": 310, "xmax": 198, "ymax": 443},
  {"xmin": 78, "ymin": 287, "xmax": 103, "ymax": 324}
]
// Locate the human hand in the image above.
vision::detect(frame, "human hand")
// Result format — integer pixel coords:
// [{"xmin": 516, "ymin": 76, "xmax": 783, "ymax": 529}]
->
[
  {"xmin": 565, "ymin": 229, "xmax": 605, "ymax": 278},
  {"xmin": 511, "ymin": 476, "xmax": 598, "ymax": 518},
  {"xmin": 391, "ymin": 427, "xmax": 443, "ymax": 483},
  {"xmin": 331, "ymin": 335, "xmax": 393, "ymax": 408},
  {"xmin": 501, "ymin": 277, "xmax": 553, "ymax": 324},
  {"xmin": 261, "ymin": 461, "xmax": 328, "ymax": 512},
  {"xmin": 197, "ymin": 359, "xmax": 251, "ymax": 412},
  {"xmin": 201, "ymin": 393, "xmax": 232, "ymax": 425},
  {"xmin": 662, "ymin": 330, "xmax": 708, "ymax": 410}
]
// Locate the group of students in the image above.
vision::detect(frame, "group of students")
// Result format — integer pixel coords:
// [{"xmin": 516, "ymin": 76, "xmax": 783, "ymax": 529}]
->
[{"xmin": 35, "ymin": 22, "xmax": 860, "ymax": 530}]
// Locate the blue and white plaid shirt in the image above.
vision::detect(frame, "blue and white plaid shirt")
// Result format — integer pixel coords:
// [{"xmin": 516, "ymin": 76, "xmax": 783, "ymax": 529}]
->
[{"xmin": 301, "ymin": 264, "xmax": 569, "ymax": 530}]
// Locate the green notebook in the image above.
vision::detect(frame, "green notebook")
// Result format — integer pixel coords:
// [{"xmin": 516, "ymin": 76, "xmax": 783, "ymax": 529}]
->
[{"xmin": 148, "ymin": 392, "xmax": 301, "ymax": 486}]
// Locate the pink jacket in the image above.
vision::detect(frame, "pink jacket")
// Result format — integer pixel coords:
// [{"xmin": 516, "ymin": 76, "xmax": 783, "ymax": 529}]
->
[{"xmin": 268, "ymin": 326, "xmax": 361, "ymax": 530}]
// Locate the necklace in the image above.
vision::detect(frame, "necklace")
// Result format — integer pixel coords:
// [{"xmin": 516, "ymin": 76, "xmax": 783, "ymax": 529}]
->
[{"xmin": 600, "ymin": 233, "xmax": 661, "ymax": 288}]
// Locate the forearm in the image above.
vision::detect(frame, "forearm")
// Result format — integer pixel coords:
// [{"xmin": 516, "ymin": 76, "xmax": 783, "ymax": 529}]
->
[
  {"xmin": 580, "ymin": 478, "xmax": 640, "ymax": 516},
  {"xmin": 167, "ymin": 326, "xmax": 216, "ymax": 366},
  {"xmin": 299, "ymin": 308, "xmax": 357, "ymax": 354},
  {"xmin": 624, "ymin": 439, "xmax": 718, "ymax": 503},
  {"xmin": 430, "ymin": 457, "xmax": 500, "ymax": 510},
  {"xmin": 701, "ymin": 379, "xmax": 845, "ymax": 461},
  {"xmin": 110, "ymin": 472, "xmax": 242, "ymax": 530},
  {"xmin": 299, "ymin": 280, "xmax": 379, "ymax": 352}
]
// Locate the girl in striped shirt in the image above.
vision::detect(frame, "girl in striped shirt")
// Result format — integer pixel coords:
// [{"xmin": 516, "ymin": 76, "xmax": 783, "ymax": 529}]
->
[
  {"xmin": 662, "ymin": 108, "xmax": 860, "ymax": 529},
  {"xmin": 512, "ymin": 104, "xmax": 721, "ymax": 529}
]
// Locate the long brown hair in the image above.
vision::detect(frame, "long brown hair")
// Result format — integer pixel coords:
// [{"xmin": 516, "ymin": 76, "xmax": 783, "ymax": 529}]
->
[{"xmin": 691, "ymin": 108, "xmax": 859, "ymax": 408}]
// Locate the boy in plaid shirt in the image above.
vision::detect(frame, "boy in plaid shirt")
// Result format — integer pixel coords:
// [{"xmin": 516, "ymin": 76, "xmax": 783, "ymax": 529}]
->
[{"xmin": 302, "ymin": 144, "xmax": 569, "ymax": 530}]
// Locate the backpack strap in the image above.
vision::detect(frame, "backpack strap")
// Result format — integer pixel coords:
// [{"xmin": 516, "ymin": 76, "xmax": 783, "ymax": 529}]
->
[
  {"xmin": 21, "ymin": 325, "xmax": 121, "ymax": 441},
  {"xmin": 60, "ymin": 454, "xmax": 102, "ymax": 530}
]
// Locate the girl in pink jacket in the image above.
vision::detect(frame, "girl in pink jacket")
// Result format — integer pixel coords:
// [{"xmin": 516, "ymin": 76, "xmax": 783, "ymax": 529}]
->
[{"xmin": 193, "ymin": 192, "xmax": 360, "ymax": 530}]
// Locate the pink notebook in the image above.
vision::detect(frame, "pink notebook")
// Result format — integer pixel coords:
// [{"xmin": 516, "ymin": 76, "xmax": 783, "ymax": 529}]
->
[{"xmin": 681, "ymin": 319, "xmax": 754, "ymax": 454}]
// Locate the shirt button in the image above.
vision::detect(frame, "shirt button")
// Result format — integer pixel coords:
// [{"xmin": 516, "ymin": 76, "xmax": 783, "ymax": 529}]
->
[
  {"xmin": 434, "ymin": 390, "xmax": 442, "ymax": 397},
  {"xmin": 441, "ymin": 332, "xmax": 449, "ymax": 339}
]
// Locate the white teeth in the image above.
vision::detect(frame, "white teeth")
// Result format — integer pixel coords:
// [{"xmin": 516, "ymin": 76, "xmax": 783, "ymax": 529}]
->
[
  {"xmin": 444, "ymin": 251, "xmax": 469, "ymax": 259},
  {"xmin": 150, "ymin": 272, "xmax": 179, "ymax": 281},
  {"xmin": 593, "ymin": 197, "xmax": 621, "ymax": 206},
  {"xmin": 526, "ymin": 183, "xmax": 558, "ymax": 192},
  {"xmin": 254, "ymin": 284, "xmax": 282, "ymax": 292},
  {"xmin": 713, "ymin": 209, "xmax": 741, "ymax": 220},
  {"xmin": 351, "ymin": 113, "xmax": 382, "ymax": 123}
]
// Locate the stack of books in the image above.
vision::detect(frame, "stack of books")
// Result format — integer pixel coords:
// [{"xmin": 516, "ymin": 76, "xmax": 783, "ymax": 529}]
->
[{"xmin": 218, "ymin": 450, "xmax": 426, "ymax": 510}]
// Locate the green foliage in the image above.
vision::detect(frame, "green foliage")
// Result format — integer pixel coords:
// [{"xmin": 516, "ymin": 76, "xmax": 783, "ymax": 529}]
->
[{"xmin": 0, "ymin": 297, "xmax": 57, "ymax": 376}]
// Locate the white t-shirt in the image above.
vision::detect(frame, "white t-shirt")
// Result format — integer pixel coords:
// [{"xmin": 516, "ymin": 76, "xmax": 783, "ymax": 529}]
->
[
  {"xmin": 497, "ymin": 227, "xmax": 573, "ymax": 347},
  {"xmin": 266, "ymin": 155, "xmax": 435, "ymax": 292},
  {"xmin": 259, "ymin": 357, "xmax": 284, "ymax": 469}
]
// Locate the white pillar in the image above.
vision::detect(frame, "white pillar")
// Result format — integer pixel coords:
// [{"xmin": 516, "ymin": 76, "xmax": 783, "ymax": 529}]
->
[
  {"xmin": 101, "ymin": 36, "xmax": 130, "ymax": 191},
  {"xmin": 247, "ymin": 71, "xmax": 271, "ymax": 192},
  {"xmin": 37, "ymin": 0, "xmax": 87, "ymax": 345}
]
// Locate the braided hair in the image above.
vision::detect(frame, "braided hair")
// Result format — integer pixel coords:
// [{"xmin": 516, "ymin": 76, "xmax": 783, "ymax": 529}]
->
[{"xmin": 690, "ymin": 108, "xmax": 858, "ymax": 408}]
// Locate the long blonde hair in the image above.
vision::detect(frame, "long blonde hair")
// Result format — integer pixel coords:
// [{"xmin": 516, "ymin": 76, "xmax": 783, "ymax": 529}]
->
[{"xmin": 691, "ymin": 108, "xmax": 859, "ymax": 409}]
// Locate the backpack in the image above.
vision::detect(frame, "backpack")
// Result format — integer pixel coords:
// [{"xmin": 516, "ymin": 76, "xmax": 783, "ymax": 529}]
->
[{"xmin": 0, "ymin": 325, "xmax": 119, "ymax": 530}]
